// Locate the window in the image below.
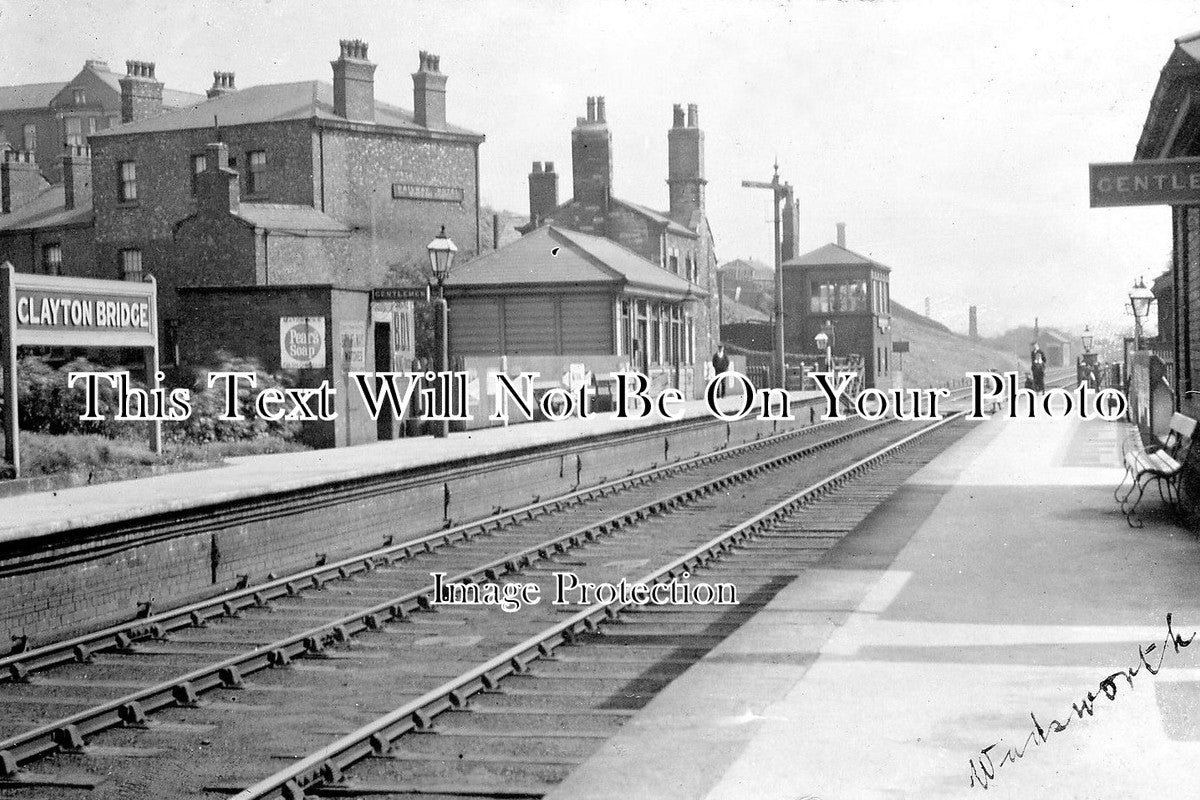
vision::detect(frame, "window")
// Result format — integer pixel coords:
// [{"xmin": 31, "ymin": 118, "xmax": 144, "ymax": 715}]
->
[
  {"xmin": 191, "ymin": 154, "xmax": 207, "ymax": 196},
  {"xmin": 65, "ymin": 117, "xmax": 83, "ymax": 146},
  {"xmin": 120, "ymin": 249, "xmax": 143, "ymax": 281},
  {"xmin": 42, "ymin": 244, "xmax": 62, "ymax": 276},
  {"xmin": 118, "ymin": 161, "xmax": 137, "ymax": 202},
  {"xmin": 668, "ymin": 248, "xmax": 679, "ymax": 275},
  {"xmin": 810, "ymin": 279, "xmax": 867, "ymax": 313},
  {"xmin": 87, "ymin": 117, "xmax": 97, "ymax": 135},
  {"xmin": 22, "ymin": 123, "xmax": 35, "ymax": 151},
  {"xmin": 72, "ymin": 88, "xmax": 86, "ymax": 106},
  {"xmin": 247, "ymin": 150, "xmax": 266, "ymax": 194}
]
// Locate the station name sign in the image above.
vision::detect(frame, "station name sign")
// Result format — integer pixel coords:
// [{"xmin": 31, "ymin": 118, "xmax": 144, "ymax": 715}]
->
[
  {"xmin": 391, "ymin": 182, "xmax": 464, "ymax": 203},
  {"xmin": 1089, "ymin": 157, "xmax": 1200, "ymax": 207},
  {"xmin": 15, "ymin": 289, "xmax": 152, "ymax": 332}
]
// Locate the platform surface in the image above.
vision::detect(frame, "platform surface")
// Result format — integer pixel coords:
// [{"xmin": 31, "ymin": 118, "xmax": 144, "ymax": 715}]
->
[
  {"xmin": 547, "ymin": 412, "xmax": 1200, "ymax": 800},
  {"xmin": 0, "ymin": 390, "xmax": 820, "ymax": 545}
]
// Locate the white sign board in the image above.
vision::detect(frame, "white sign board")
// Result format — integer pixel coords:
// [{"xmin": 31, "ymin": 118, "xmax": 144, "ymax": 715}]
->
[{"xmin": 280, "ymin": 316, "xmax": 326, "ymax": 369}]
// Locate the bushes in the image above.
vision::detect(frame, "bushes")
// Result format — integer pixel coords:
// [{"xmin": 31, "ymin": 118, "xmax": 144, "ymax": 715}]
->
[
  {"xmin": 169, "ymin": 350, "xmax": 302, "ymax": 444},
  {"xmin": 6, "ymin": 350, "xmax": 303, "ymax": 446}
]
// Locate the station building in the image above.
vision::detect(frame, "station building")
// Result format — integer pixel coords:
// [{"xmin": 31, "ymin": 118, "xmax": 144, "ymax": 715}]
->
[
  {"xmin": 1135, "ymin": 30, "xmax": 1200, "ymax": 421},
  {"xmin": 781, "ymin": 225, "xmax": 893, "ymax": 389},
  {"xmin": 444, "ymin": 224, "xmax": 703, "ymax": 414},
  {"xmin": 507, "ymin": 98, "xmax": 717, "ymax": 398}
]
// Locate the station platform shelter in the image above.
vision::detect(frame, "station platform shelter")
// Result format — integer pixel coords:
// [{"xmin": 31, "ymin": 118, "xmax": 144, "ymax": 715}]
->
[{"xmin": 547, "ymin": 412, "xmax": 1200, "ymax": 800}]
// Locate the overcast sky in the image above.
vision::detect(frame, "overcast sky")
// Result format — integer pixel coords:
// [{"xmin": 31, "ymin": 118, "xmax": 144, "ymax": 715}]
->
[{"xmin": 2, "ymin": 0, "xmax": 1195, "ymax": 336}]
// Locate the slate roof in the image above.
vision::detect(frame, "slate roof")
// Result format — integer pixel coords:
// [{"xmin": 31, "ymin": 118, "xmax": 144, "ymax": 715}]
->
[
  {"xmin": 445, "ymin": 225, "xmax": 706, "ymax": 299},
  {"xmin": 1136, "ymin": 30, "xmax": 1200, "ymax": 159},
  {"xmin": 0, "ymin": 68, "xmax": 202, "ymax": 113},
  {"xmin": 612, "ymin": 197, "xmax": 696, "ymax": 237},
  {"xmin": 90, "ymin": 80, "xmax": 482, "ymax": 139},
  {"xmin": 783, "ymin": 242, "xmax": 892, "ymax": 272},
  {"xmin": 232, "ymin": 203, "xmax": 350, "ymax": 235},
  {"xmin": 720, "ymin": 293, "xmax": 769, "ymax": 323},
  {"xmin": 0, "ymin": 82, "xmax": 65, "ymax": 111},
  {"xmin": 0, "ymin": 185, "xmax": 91, "ymax": 232}
]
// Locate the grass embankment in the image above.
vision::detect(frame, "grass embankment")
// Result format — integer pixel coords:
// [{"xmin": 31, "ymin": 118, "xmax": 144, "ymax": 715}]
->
[
  {"xmin": 0, "ymin": 432, "xmax": 307, "ymax": 484},
  {"xmin": 891, "ymin": 302, "xmax": 1024, "ymax": 389}
]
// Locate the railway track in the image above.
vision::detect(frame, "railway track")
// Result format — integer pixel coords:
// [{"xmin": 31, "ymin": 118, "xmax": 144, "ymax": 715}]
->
[
  {"xmin": 0, "ymin": 412, "xmax": 920, "ymax": 796},
  {"xmin": 0, "ymin": 377, "xmax": 1071, "ymax": 797}
]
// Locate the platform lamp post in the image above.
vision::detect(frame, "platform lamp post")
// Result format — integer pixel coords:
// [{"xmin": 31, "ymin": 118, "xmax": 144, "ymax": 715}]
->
[
  {"xmin": 1128, "ymin": 277, "xmax": 1153, "ymax": 352},
  {"xmin": 814, "ymin": 329, "xmax": 831, "ymax": 373},
  {"xmin": 1081, "ymin": 325, "xmax": 1093, "ymax": 354},
  {"xmin": 428, "ymin": 225, "xmax": 458, "ymax": 438}
]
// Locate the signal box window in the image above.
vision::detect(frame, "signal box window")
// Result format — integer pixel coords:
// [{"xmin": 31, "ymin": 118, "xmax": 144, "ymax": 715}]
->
[
  {"xmin": 121, "ymin": 249, "xmax": 143, "ymax": 282},
  {"xmin": 42, "ymin": 244, "xmax": 63, "ymax": 276}
]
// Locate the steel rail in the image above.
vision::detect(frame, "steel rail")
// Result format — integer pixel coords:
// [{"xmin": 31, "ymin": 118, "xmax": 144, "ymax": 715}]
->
[
  {"xmin": 231, "ymin": 411, "xmax": 968, "ymax": 800},
  {"xmin": 0, "ymin": 415, "xmax": 897, "ymax": 777},
  {"xmin": 1, "ymin": 414, "xmax": 857, "ymax": 686}
]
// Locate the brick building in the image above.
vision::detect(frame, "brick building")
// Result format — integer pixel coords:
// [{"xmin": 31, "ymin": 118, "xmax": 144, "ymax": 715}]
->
[
  {"xmin": 0, "ymin": 59, "xmax": 201, "ymax": 183},
  {"xmin": 782, "ymin": 225, "xmax": 893, "ymax": 390},
  {"xmin": 518, "ymin": 98, "xmax": 719, "ymax": 395}
]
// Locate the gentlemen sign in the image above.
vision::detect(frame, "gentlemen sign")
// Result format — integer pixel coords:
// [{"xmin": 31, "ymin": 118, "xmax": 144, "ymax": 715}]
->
[{"xmin": 1089, "ymin": 157, "xmax": 1200, "ymax": 207}]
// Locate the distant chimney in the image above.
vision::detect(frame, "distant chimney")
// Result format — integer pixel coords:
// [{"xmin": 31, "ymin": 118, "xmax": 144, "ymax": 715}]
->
[
  {"xmin": 668, "ymin": 101, "xmax": 705, "ymax": 227},
  {"xmin": 412, "ymin": 50, "xmax": 447, "ymax": 129},
  {"xmin": 528, "ymin": 160, "xmax": 559, "ymax": 227},
  {"xmin": 0, "ymin": 151, "xmax": 44, "ymax": 214},
  {"xmin": 571, "ymin": 96, "xmax": 612, "ymax": 211},
  {"xmin": 332, "ymin": 39, "xmax": 376, "ymax": 122},
  {"xmin": 781, "ymin": 192, "xmax": 798, "ymax": 262},
  {"xmin": 836, "ymin": 222, "xmax": 846, "ymax": 247},
  {"xmin": 62, "ymin": 145, "xmax": 92, "ymax": 211},
  {"xmin": 197, "ymin": 141, "xmax": 239, "ymax": 215},
  {"xmin": 969, "ymin": 306, "xmax": 979, "ymax": 339},
  {"xmin": 119, "ymin": 60, "xmax": 163, "ymax": 124},
  {"xmin": 207, "ymin": 71, "xmax": 236, "ymax": 99}
]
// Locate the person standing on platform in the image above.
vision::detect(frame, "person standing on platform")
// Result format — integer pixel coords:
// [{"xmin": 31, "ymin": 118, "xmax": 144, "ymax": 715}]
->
[
  {"xmin": 712, "ymin": 346, "xmax": 730, "ymax": 398},
  {"xmin": 1030, "ymin": 343, "xmax": 1046, "ymax": 392}
]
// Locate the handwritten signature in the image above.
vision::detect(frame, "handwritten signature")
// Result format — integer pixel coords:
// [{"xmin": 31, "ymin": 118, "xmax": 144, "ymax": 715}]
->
[{"xmin": 968, "ymin": 613, "xmax": 1195, "ymax": 790}]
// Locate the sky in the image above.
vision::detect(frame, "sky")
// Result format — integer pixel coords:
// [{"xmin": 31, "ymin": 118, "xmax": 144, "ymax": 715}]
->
[{"xmin": 1, "ymin": 0, "xmax": 1195, "ymax": 337}]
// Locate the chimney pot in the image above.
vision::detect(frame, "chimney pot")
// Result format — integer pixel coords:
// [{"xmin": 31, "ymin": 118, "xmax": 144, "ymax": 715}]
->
[
  {"xmin": 673, "ymin": 104, "xmax": 685, "ymax": 128},
  {"xmin": 687, "ymin": 103, "xmax": 698, "ymax": 127},
  {"xmin": 532, "ymin": 161, "xmax": 542, "ymax": 173},
  {"xmin": 586, "ymin": 96, "xmax": 596, "ymax": 122},
  {"xmin": 334, "ymin": 39, "xmax": 377, "ymax": 122},
  {"xmin": 596, "ymin": 96, "xmax": 606, "ymax": 123},
  {"xmin": 412, "ymin": 49, "xmax": 447, "ymax": 128},
  {"xmin": 836, "ymin": 222, "xmax": 846, "ymax": 247},
  {"xmin": 545, "ymin": 161, "xmax": 554, "ymax": 173}
]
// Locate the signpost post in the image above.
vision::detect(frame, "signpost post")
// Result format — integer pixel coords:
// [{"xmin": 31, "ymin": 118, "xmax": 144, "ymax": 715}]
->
[{"xmin": 1, "ymin": 262, "xmax": 160, "ymax": 478}]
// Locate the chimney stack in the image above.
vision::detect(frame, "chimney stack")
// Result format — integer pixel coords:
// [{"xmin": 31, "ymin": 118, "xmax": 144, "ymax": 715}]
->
[
  {"xmin": 196, "ymin": 141, "xmax": 239, "ymax": 215},
  {"xmin": 332, "ymin": 39, "xmax": 376, "ymax": 122},
  {"xmin": 0, "ymin": 151, "xmax": 44, "ymax": 214},
  {"xmin": 836, "ymin": 222, "xmax": 846, "ymax": 248},
  {"xmin": 119, "ymin": 60, "xmax": 163, "ymax": 124},
  {"xmin": 207, "ymin": 71, "xmax": 236, "ymax": 99},
  {"xmin": 969, "ymin": 306, "xmax": 979, "ymax": 339},
  {"xmin": 412, "ymin": 50, "xmax": 447, "ymax": 129},
  {"xmin": 528, "ymin": 161, "xmax": 559, "ymax": 228},
  {"xmin": 571, "ymin": 96, "xmax": 613, "ymax": 211},
  {"xmin": 667, "ymin": 101, "xmax": 705, "ymax": 227},
  {"xmin": 62, "ymin": 145, "xmax": 92, "ymax": 211}
]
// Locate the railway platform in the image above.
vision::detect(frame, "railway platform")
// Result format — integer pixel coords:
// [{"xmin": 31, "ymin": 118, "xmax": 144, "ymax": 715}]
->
[{"xmin": 547, "ymin": 412, "xmax": 1200, "ymax": 799}]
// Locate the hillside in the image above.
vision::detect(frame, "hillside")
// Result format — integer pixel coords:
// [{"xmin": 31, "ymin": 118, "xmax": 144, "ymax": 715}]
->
[{"xmin": 891, "ymin": 301, "xmax": 1024, "ymax": 388}]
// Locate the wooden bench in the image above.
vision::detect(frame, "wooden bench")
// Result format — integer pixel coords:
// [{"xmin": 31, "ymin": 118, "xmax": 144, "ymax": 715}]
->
[{"xmin": 1115, "ymin": 412, "xmax": 1197, "ymax": 527}]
